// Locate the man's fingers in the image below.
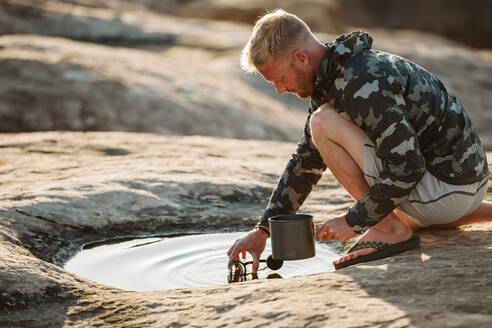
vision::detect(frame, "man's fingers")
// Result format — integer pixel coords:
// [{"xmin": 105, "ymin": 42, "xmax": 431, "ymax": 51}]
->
[
  {"xmin": 316, "ymin": 224, "xmax": 329, "ymax": 240},
  {"xmin": 227, "ymin": 246, "xmax": 239, "ymax": 267},
  {"xmin": 227, "ymin": 240, "xmax": 238, "ymax": 256},
  {"xmin": 317, "ymin": 225, "xmax": 335, "ymax": 241},
  {"xmin": 251, "ymin": 253, "xmax": 260, "ymax": 274},
  {"xmin": 227, "ymin": 254, "xmax": 237, "ymax": 267},
  {"xmin": 316, "ymin": 224, "xmax": 326, "ymax": 240}
]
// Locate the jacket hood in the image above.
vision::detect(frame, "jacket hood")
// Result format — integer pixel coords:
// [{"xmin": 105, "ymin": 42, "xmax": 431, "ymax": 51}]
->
[
  {"xmin": 329, "ymin": 30, "xmax": 373, "ymax": 61},
  {"xmin": 313, "ymin": 31, "xmax": 373, "ymax": 100}
]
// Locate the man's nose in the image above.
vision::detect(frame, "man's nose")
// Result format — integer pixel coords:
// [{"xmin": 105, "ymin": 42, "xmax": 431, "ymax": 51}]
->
[{"xmin": 274, "ymin": 83, "xmax": 286, "ymax": 95}]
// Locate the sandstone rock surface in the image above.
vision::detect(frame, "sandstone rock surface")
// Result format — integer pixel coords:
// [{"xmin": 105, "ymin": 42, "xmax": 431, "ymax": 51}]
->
[
  {"xmin": 5, "ymin": 0, "xmax": 489, "ymax": 48},
  {"xmin": 0, "ymin": 132, "xmax": 491, "ymax": 327},
  {"xmin": 0, "ymin": 0, "xmax": 308, "ymax": 140},
  {"xmin": 162, "ymin": 0, "xmax": 492, "ymax": 49},
  {"xmin": 1, "ymin": 2, "xmax": 492, "ymax": 326},
  {"xmin": 1, "ymin": 1, "xmax": 492, "ymax": 149}
]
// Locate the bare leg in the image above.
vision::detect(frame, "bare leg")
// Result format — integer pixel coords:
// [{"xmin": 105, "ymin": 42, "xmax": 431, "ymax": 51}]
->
[
  {"xmin": 310, "ymin": 105, "xmax": 415, "ymax": 264},
  {"xmin": 310, "ymin": 104, "xmax": 492, "ymax": 265}
]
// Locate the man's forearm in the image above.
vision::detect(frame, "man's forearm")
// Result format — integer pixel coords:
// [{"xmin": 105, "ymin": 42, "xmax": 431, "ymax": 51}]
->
[{"xmin": 258, "ymin": 136, "xmax": 327, "ymax": 227}]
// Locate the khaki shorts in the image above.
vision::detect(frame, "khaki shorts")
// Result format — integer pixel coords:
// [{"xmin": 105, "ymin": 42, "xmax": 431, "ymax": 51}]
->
[{"xmin": 363, "ymin": 139, "xmax": 488, "ymax": 227}]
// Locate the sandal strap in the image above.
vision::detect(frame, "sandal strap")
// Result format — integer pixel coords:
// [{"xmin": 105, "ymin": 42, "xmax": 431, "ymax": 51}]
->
[{"xmin": 347, "ymin": 240, "xmax": 392, "ymax": 254}]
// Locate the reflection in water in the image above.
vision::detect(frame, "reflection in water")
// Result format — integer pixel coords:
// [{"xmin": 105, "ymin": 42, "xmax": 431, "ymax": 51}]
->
[
  {"xmin": 227, "ymin": 259, "xmax": 263, "ymax": 283},
  {"xmin": 227, "ymin": 264, "xmax": 284, "ymax": 283},
  {"xmin": 228, "ymin": 260, "xmax": 248, "ymax": 283},
  {"xmin": 228, "ymin": 261, "xmax": 248, "ymax": 283},
  {"xmin": 228, "ymin": 260, "xmax": 267, "ymax": 283},
  {"xmin": 227, "ymin": 257, "xmax": 283, "ymax": 283},
  {"xmin": 65, "ymin": 232, "xmax": 338, "ymax": 291},
  {"xmin": 267, "ymin": 273, "xmax": 282, "ymax": 279}
]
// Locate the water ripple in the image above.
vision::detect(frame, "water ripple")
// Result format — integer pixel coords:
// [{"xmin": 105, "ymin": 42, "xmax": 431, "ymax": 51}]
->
[{"xmin": 65, "ymin": 232, "xmax": 339, "ymax": 291}]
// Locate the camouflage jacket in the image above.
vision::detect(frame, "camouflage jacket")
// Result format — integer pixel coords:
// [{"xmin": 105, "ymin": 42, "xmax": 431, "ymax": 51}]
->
[{"xmin": 258, "ymin": 31, "xmax": 489, "ymax": 233}]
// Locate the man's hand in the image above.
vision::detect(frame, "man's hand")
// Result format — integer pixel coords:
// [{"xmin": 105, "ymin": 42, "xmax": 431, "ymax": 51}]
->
[
  {"xmin": 227, "ymin": 228, "xmax": 268, "ymax": 274},
  {"xmin": 316, "ymin": 213, "xmax": 356, "ymax": 242}
]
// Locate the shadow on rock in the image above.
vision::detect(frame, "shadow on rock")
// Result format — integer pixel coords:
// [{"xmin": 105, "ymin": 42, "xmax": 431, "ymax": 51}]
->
[{"xmin": 334, "ymin": 228, "xmax": 492, "ymax": 327}]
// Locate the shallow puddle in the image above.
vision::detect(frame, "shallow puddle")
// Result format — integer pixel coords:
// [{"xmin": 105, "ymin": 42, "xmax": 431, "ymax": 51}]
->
[{"xmin": 64, "ymin": 232, "xmax": 339, "ymax": 291}]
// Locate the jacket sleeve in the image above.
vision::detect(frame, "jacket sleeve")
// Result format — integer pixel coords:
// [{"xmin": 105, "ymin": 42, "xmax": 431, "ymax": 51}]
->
[
  {"xmin": 335, "ymin": 73, "xmax": 426, "ymax": 233},
  {"xmin": 258, "ymin": 113, "xmax": 327, "ymax": 227}
]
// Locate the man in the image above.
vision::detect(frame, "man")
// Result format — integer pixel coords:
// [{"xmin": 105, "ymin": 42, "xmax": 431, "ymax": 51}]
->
[{"xmin": 227, "ymin": 9, "xmax": 491, "ymax": 272}]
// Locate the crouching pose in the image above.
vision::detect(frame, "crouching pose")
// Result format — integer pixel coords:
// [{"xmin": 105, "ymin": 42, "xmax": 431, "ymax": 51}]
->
[{"xmin": 227, "ymin": 9, "xmax": 492, "ymax": 271}]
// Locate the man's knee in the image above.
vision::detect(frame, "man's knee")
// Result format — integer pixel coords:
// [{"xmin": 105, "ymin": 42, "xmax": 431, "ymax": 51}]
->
[
  {"xmin": 310, "ymin": 104, "xmax": 367, "ymax": 165},
  {"xmin": 310, "ymin": 105, "xmax": 338, "ymax": 142}
]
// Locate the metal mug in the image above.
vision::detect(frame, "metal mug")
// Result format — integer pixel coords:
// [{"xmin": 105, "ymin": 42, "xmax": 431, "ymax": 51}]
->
[{"xmin": 268, "ymin": 214, "xmax": 315, "ymax": 260}]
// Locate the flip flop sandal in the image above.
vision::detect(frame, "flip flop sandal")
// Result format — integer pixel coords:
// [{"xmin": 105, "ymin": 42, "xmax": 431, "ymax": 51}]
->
[{"xmin": 334, "ymin": 234, "xmax": 421, "ymax": 270}]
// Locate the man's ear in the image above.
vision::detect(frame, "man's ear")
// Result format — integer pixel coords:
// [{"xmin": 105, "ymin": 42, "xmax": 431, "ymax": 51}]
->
[{"xmin": 292, "ymin": 49, "xmax": 308, "ymax": 66}]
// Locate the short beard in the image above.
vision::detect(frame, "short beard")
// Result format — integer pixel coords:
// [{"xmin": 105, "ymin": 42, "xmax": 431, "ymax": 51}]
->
[
  {"xmin": 295, "ymin": 90, "xmax": 310, "ymax": 99},
  {"xmin": 291, "ymin": 65, "xmax": 316, "ymax": 99}
]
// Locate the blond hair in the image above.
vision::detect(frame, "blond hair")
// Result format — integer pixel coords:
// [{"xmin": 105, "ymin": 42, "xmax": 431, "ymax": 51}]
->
[{"xmin": 240, "ymin": 9, "xmax": 314, "ymax": 73}]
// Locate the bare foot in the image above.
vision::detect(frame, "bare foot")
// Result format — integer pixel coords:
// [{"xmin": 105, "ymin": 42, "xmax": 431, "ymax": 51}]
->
[{"xmin": 333, "ymin": 213, "xmax": 414, "ymax": 267}]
